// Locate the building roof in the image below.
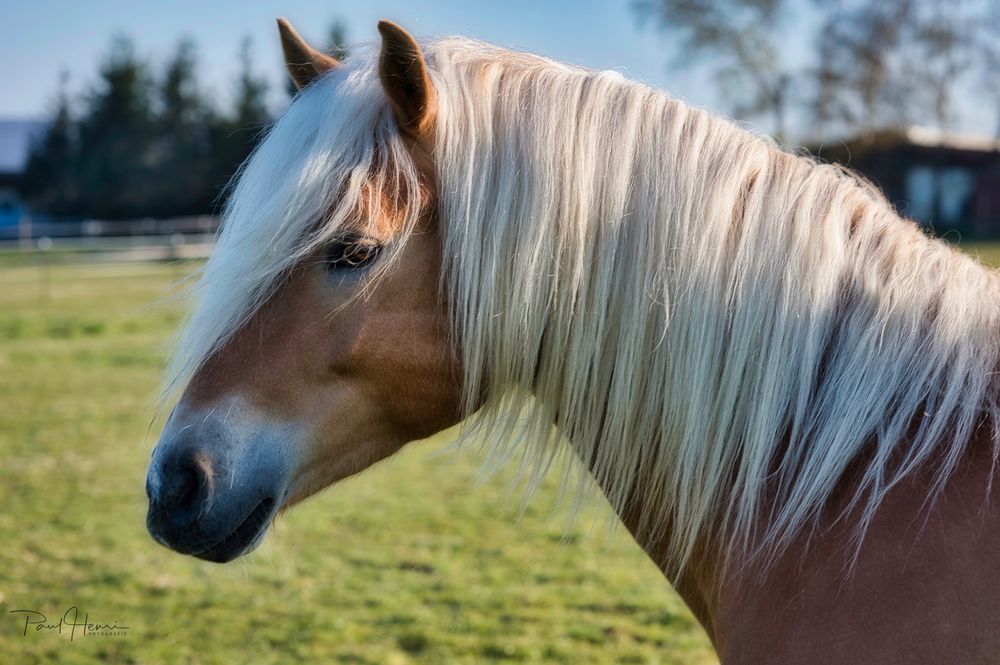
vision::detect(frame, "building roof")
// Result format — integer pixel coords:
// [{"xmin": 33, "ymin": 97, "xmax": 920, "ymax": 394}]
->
[
  {"xmin": 904, "ymin": 126, "xmax": 1000, "ymax": 153},
  {"xmin": 0, "ymin": 119, "xmax": 48, "ymax": 175}
]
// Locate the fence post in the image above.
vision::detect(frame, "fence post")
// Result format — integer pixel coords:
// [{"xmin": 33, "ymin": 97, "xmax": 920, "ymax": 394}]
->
[
  {"xmin": 37, "ymin": 236, "xmax": 52, "ymax": 303},
  {"xmin": 18, "ymin": 212, "xmax": 32, "ymax": 251}
]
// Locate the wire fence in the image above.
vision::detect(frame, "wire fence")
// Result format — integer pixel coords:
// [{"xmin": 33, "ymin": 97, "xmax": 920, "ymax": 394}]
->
[{"xmin": 0, "ymin": 215, "xmax": 217, "ymax": 263}]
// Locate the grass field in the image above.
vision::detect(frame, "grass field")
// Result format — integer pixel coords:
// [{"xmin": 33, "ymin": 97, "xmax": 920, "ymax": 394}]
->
[
  {"xmin": 0, "ymin": 259, "xmax": 714, "ymax": 664},
  {"xmin": 2, "ymin": 241, "xmax": 998, "ymax": 664},
  {"xmin": 961, "ymin": 241, "xmax": 1000, "ymax": 267}
]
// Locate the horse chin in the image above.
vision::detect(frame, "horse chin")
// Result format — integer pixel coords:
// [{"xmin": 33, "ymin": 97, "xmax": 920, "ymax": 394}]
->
[{"xmin": 189, "ymin": 497, "xmax": 278, "ymax": 564}]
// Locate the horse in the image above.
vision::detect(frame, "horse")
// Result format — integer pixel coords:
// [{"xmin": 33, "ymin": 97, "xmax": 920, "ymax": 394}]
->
[{"xmin": 145, "ymin": 17, "xmax": 1000, "ymax": 663}]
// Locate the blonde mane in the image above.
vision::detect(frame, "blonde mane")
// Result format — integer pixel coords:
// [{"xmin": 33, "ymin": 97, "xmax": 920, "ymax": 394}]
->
[{"xmin": 169, "ymin": 36, "xmax": 1000, "ymax": 571}]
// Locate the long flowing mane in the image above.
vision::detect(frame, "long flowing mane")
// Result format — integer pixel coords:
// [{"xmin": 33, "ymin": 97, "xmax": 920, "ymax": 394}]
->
[{"xmin": 170, "ymin": 36, "xmax": 1000, "ymax": 570}]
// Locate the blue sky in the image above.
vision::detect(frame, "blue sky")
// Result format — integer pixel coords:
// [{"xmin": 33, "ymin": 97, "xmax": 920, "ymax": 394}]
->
[{"xmin": 1, "ymin": 0, "xmax": 994, "ymax": 141}]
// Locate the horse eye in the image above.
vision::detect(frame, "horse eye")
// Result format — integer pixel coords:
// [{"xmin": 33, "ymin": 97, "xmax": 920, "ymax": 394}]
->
[{"xmin": 324, "ymin": 237, "xmax": 382, "ymax": 272}]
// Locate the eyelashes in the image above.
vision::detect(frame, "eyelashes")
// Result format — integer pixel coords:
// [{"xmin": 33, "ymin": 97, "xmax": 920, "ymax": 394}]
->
[{"xmin": 324, "ymin": 235, "xmax": 383, "ymax": 273}]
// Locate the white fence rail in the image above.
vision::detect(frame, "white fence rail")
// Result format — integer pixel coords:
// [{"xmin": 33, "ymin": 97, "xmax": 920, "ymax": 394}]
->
[{"xmin": 0, "ymin": 215, "xmax": 218, "ymax": 262}]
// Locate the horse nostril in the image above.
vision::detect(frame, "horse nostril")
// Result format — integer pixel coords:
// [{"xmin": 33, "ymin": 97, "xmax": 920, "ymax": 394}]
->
[
  {"xmin": 153, "ymin": 448, "xmax": 214, "ymax": 527},
  {"xmin": 171, "ymin": 465, "xmax": 201, "ymax": 511}
]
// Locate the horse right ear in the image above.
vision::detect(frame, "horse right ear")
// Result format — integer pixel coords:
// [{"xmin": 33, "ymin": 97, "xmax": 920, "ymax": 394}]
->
[
  {"xmin": 377, "ymin": 20, "xmax": 436, "ymax": 139},
  {"xmin": 277, "ymin": 18, "xmax": 339, "ymax": 90}
]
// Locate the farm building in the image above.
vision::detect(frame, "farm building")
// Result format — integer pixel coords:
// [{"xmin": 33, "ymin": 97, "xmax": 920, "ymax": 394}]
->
[
  {"xmin": 0, "ymin": 119, "xmax": 46, "ymax": 231},
  {"xmin": 813, "ymin": 127, "xmax": 1000, "ymax": 238}
]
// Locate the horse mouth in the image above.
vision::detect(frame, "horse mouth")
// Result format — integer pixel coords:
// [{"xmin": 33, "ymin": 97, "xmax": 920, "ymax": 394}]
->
[{"xmin": 192, "ymin": 498, "xmax": 276, "ymax": 563}]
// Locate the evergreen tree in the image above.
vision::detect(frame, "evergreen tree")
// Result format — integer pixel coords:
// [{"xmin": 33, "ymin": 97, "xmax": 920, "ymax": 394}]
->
[
  {"xmin": 211, "ymin": 36, "xmax": 271, "ymax": 208},
  {"xmin": 21, "ymin": 32, "xmax": 281, "ymax": 219},
  {"xmin": 327, "ymin": 19, "xmax": 350, "ymax": 62},
  {"xmin": 153, "ymin": 38, "xmax": 215, "ymax": 215},
  {"xmin": 21, "ymin": 71, "xmax": 77, "ymax": 215},
  {"xmin": 234, "ymin": 37, "xmax": 270, "ymax": 130},
  {"xmin": 75, "ymin": 35, "xmax": 157, "ymax": 219}
]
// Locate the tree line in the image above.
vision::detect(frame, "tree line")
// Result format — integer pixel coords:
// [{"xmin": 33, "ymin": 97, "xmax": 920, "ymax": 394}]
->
[
  {"xmin": 633, "ymin": 0, "xmax": 1000, "ymax": 141},
  {"xmin": 23, "ymin": 6, "xmax": 999, "ymax": 220},
  {"xmin": 21, "ymin": 22, "xmax": 348, "ymax": 220}
]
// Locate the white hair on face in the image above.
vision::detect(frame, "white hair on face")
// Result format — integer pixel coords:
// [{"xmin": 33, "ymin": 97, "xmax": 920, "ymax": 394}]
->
[
  {"xmin": 164, "ymin": 51, "xmax": 422, "ymax": 396},
  {"xmin": 169, "ymin": 36, "xmax": 1000, "ymax": 572}
]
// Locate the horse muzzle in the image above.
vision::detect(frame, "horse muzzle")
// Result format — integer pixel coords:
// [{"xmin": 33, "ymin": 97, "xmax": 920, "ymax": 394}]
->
[{"xmin": 145, "ymin": 402, "xmax": 291, "ymax": 563}]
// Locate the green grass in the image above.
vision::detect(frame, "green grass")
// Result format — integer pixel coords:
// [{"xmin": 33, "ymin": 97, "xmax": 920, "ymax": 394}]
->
[
  {"xmin": 4, "ymin": 242, "xmax": 998, "ymax": 664},
  {"xmin": 960, "ymin": 241, "xmax": 1000, "ymax": 268},
  {"xmin": 0, "ymin": 259, "xmax": 714, "ymax": 664}
]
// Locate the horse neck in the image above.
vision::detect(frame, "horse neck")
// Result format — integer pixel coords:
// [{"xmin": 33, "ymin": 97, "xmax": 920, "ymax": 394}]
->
[
  {"xmin": 438, "ymin": 47, "xmax": 1000, "ymax": 607},
  {"xmin": 561, "ymin": 131, "xmax": 1000, "ymax": 605},
  {"xmin": 596, "ymin": 371, "xmax": 1000, "ymax": 654}
]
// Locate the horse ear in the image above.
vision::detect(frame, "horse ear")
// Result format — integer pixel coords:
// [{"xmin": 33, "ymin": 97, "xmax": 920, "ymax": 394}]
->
[
  {"xmin": 377, "ymin": 20, "xmax": 436, "ymax": 138},
  {"xmin": 277, "ymin": 18, "xmax": 339, "ymax": 90}
]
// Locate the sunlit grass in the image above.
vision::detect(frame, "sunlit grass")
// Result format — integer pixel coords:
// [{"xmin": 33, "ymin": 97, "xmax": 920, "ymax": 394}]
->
[
  {"xmin": 961, "ymin": 241, "xmax": 1000, "ymax": 268},
  {"xmin": 3, "ymin": 241, "xmax": 998, "ymax": 663},
  {"xmin": 0, "ymin": 258, "xmax": 713, "ymax": 664}
]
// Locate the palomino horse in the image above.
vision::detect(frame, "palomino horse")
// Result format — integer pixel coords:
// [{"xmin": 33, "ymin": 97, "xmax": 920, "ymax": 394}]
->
[{"xmin": 146, "ymin": 18, "xmax": 1000, "ymax": 663}]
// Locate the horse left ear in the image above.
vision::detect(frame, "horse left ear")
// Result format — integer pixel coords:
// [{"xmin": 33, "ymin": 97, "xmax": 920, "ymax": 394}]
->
[
  {"xmin": 377, "ymin": 20, "xmax": 436, "ymax": 138},
  {"xmin": 278, "ymin": 17, "xmax": 339, "ymax": 90}
]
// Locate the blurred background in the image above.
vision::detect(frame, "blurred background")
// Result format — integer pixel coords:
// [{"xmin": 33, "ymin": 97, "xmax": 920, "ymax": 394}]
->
[{"xmin": 1, "ymin": 1, "xmax": 998, "ymax": 663}]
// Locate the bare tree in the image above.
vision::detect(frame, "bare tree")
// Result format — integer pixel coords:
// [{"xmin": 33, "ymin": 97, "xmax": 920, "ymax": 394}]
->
[
  {"xmin": 814, "ymin": 0, "xmax": 990, "ymax": 136},
  {"xmin": 813, "ymin": 1, "xmax": 912, "ymax": 133},
  {"xmin": 633, "ymin": 0, "xmax": 800, "ymax": 140},
  {"xmin": 976, "ymin": 3, "xmax": 1000, "ymax": 138},
  {"xmin": 636, "ymin": 0, "xmax": 999, "ymax": 140}
]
